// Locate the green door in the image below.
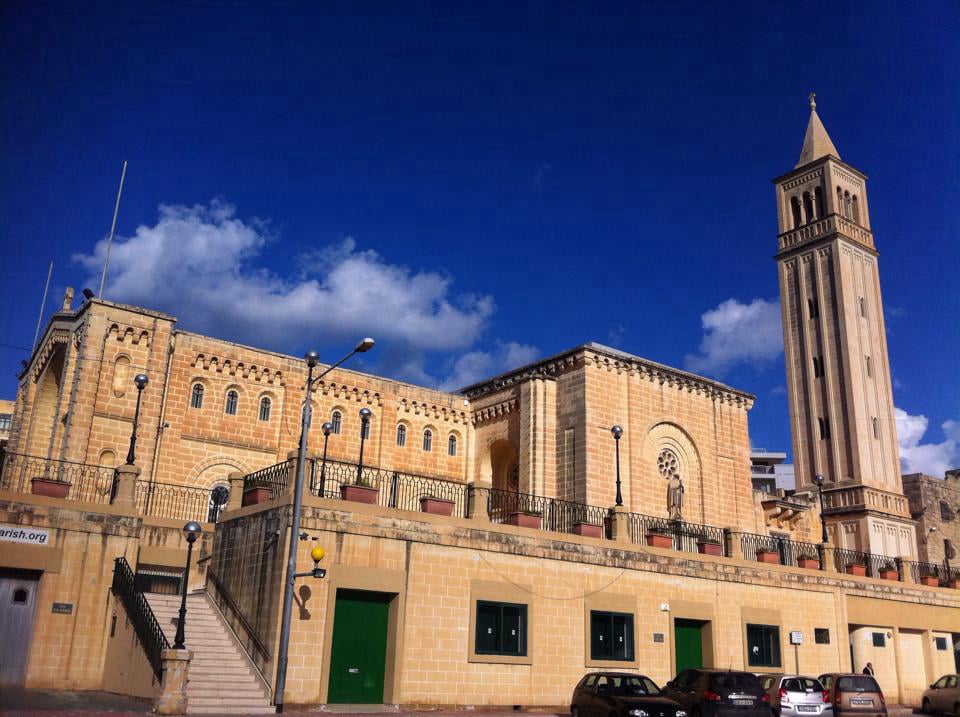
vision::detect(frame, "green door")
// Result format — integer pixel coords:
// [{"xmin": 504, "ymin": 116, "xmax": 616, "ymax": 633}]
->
[
  {"xmin": 674, "ymin": 619, "xmax": 704, "ymax": 673},
  {"xmin": 327, "ymin": 589, "xmax": 391, "ymax": 704}
]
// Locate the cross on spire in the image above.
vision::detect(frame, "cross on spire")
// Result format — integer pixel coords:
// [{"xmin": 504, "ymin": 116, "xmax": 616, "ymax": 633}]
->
[{"xmin": 809, "ymin": 92, "xmax": 817, "ymax": 111}]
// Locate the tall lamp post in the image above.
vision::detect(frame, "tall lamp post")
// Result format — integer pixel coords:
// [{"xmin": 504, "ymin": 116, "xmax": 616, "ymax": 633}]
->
[
  {"xmin": 274, "ymin": 338, "xmax": 375, "ymax": 713},
  {"xmin": 356, "ymin": 408, "xmax": 372, "ymax": 483},
  {"xmin": 125, "ymin": 373, "xmax": 149, "ymax": 465},
  {"xmin": 317, "ymin": 422, "xmax": 333, "ymax": 497},
  {"xmin": 813, "ymin": 474, "xmax": 828, "ymax": 544},
  {"xmin": 173, "ymin": 521, "xmax": 202, "ymax": 650},
  {"xmin": 611, "ymin": 425, "xmax": 623, "ymax": 507}
]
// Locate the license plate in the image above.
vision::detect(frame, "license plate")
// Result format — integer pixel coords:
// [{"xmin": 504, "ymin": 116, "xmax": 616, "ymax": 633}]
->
[
  {"xmin": 851, "ymin": 699, "xmax": 873, "ymax": 706},
  {"xmin": 733, "ymin": 699, "xmax": 754, "ymax": 706},
  {"xmin": 797, "ymin": 706, "xmax": 818, "ymax": 713}
]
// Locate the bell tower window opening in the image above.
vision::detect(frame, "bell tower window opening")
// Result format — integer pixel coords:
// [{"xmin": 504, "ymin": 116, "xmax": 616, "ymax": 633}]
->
[
  {"xmin": 844, "ymin": 190, "xmax": 852, "ymax": 219},
  {"xmin": 803, "ymin": 192, "xmax": 815, "ymax": 223},
  {"xmin": 859, "ymin": 297, "xmax": 866, "ymax": 317},
  {"xmin": 852, "ymin": 195, "xmax": 860, "ymax": 224},
  {"xmin": 836, "ymin": 187, "xmax": 844, "ymax": 216},
  {"xmin": 423, "ymin": 429, "xmax": 433, "ymax": 452},
  {"xmin": 818, "ymin": 417, "xmax": 831, "ymax": 440},
  {"xmin": 813, "ymin": 356, "xmax": 824, "ymax": 378},
  {"xmin": 872, "ymin": 417, "xmax": 880, "ymax": 439},
  {"xmin": 815, "ymin": 186, "xmax": 825, "ymax": 218},
  {"xmin": 448, "ymin": 434, "xmax": 458, "ymax": 457},
  {"xmin": 807, "ymin": 298, "xmax": 819, "ymax": 319},
  {"xmin": 791, "ymin": 196, "xmax": 803, "ymax": 229},
  {"xmin": 865, "ymin": 356, "xmax": 872, "ymax": 378}
]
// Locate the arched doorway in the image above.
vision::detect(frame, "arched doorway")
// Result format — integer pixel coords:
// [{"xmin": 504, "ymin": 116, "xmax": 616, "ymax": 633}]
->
[{"xmin": 489, "ymin": 439, "xmax": 518, "ymax": 493}]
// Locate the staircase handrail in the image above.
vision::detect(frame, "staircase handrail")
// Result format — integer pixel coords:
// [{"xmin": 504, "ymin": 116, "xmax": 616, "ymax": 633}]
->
[
  {"xmin": 206, "ymin": 566, "xmax": 272, "ymax": 682},
  {"xmin": 111, "ymin": 557, "xmax": 170, "ymax": 679}
]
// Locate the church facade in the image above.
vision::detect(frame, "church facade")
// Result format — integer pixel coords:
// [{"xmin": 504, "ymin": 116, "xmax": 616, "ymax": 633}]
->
[{"xmin": 0, "ymin": 102, "xmax": 957, "ymax": 710}]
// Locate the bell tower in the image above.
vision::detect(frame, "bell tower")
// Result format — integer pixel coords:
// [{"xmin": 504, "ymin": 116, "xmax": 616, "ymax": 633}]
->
[{"xmin": 774, "ymin": 95, "xmax": 916, "ymax": 558}]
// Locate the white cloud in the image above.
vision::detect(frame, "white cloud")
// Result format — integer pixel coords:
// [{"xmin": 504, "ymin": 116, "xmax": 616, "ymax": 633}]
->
[
  {"xmin": 438, "ymin": 341, "xmax": 540, "ymax": 391},
  {"xmin": 75, "ymin": 200, "xmax": 508, "ymax": 386},
  {"xmin": 683, "ymin": 298, "xmax": 783, "ymax": 377},
  {"xmin": 895, "ymin": 406, "xmax": 960, "ymax": 476}
]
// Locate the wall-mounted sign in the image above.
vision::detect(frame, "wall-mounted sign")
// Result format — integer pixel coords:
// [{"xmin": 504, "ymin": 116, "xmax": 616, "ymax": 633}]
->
[
  {"xmin": 0, "ymin": 525, "xmax": 50, "ymax": 546},
  {"xmin": 653, "ymin": 633, "xmax": 665, "ymax": 643},
  {"xmin": 52, "ymin": 602, "xmax": 73, "ymax": 614},
  {"xmin": 790, "ymin": 631, "xmax": 803, "ymax": 645}
]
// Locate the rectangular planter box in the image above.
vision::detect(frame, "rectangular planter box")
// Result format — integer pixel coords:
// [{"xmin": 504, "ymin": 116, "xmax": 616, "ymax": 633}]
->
[
  {"xmin": 879, "ymin": 570, "xmax": 899, "ymax": 581},
  {"xmin": 756, "ymin": 550, "xmax": 781, "ymax": 564},
  {"xmin": 31, "ymin": 478, "xmax": 71, "ymax": 499},
  {"xmin": 646, "ymin": 533, "xmax": 673, "ymax": 549},
  {"xmin": 845, "ymin": 564, "xmax": 868, "ymax": 577},
  {"xmin": 948, "ymin": 579, "xmax": 960, "ymax": 589},
  {"xmin": 420, "ymin": 497, "xmax": 455, "ymax": 516},
  {"xmin": 506, "ymin": 512, "xmax": 541, "ymax": 529},
  {"xmin": 919, "ymin": 575, "xmax": 940, "ymax": 587},
  {"xmin": 341, "ymin": 484, "xmax": 378, "ymax": 504},
  {"xmin": 697, "ymin": 542, "xmax": 723, "ymax": 556},
  {"xmin": 797, "ymin": 558, "xmax": 821, "ymax": 570},
  {"xmin": 573, "ymin": 522, "xmax": 603, "ymax": 539},
  {"xmin": 242, "ymin": 486, "xmax": 272, "ymax": 506}
]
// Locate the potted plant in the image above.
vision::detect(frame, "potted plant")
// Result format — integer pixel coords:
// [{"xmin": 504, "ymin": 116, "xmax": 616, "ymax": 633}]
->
[
  {"xmin": 879, "ymin": 562, "xmax": 899, "ymax": 581},
  {"xmin": 572, "ymin": 521, "xmax": 604, "ymax": 538},
  {"xmin": 756, "ymin": 548, "xmax": 781, "ymax": 564},
  {"xmin": 844, "ymin": 560, "xmax": 868, "ymax": 577},
  {"xmin": 697, "ymin": 539, "xmax": 723, "ymax": 557},
  {"xmin": 420, "ymin": 495, "xmax": 455, "ymax": 516},
  {"xmin": 242, "ymin": 482, "xmax": 272, "ymax": 506},
  {"xmin": 506, "ymin": 511, "xmax": 542, "ymax": 529},
  {"xmin": 30, "ymin": 476, "xmax": 71, "ymax": 499},
  {"xmin": 797, "ymin": 553, "xmax": 821, "ymax": 569},
  {"xmin": 341, "ymin": 476, "xmax": 378, "ymax": 504},
  {"xmin": 918, "ymin": 568, "xmax": 940, "ymax": 587},
  {"xmin": 646, "ymin": 531, "xmax": 674, "ymax": 549}
]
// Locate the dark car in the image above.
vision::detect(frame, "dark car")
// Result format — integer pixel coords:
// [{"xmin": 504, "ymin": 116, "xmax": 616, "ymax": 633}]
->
[
  {"xmin": 663, "ymin": 669, "xmax": 772, "ymax": 717},
  {"xmin": 571, "ymin": 672, "xmax": 687, "ymax": 717},
  {"xmin": 817, "ymin": 674, "xmax": 886, "ymax": 717}
]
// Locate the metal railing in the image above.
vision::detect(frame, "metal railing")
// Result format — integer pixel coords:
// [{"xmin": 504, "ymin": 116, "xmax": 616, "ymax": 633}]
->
[
  {"xmin": 0, "ymin": 452, "xmax": 116, "ymax": 504},
  {"xmin": 242, "ymin": 460, "xmax": 289, "ymax": 499},
  {"xmin": 833, "ymin": 548, "xmax": 892, "ymax": 578},
  {"xmin": 906, "ymin": 561, "xmax": 960, "ymax": 586},
  {"xmin": 136, "ymin": 481, "xmax": 228, "ymax": 524},
  {"xmin": 487, "ymin": 488, "xmax": 609, "ymax": 534},
  {"xmin": 309, "ymin": 459, "xmax": 469, "ymax": 518},
  {"xmin": 111, "ymin": 557, "xmax": 170, "ymax": 678},
  {"xmin": 207, "ymin": 567, "xmax": 272, "ymax": 682},
  {"xmin": 740, "ymin": 532, "xmax": 823, "ymax": 568},
  {"xmin": 626, "ymin": 513, "xmax": 727, "ymax": 555}
]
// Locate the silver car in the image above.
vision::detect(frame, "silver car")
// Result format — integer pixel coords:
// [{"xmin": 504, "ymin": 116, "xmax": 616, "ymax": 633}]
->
[
  {"xmin": 761, "ymin": 675, "xmax": 832, "ymax": 717},
  {"xmin": 922, "ymin": 675, "xmax": 959, "ymax": 716}
]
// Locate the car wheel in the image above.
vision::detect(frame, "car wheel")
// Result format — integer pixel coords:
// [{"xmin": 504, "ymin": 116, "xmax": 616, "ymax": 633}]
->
[
  {"xmin": 610, "ymin": 710, "xmax": 618, "ymax": 717},
  {"xmin": 691, "ymin": 707, "xmax": 702, "ymax": 717},
  {"xmin": 953, "ymin": 702, "xmax": 959, "ymax": 717},
  {"xmin": 571, "ymin": 707, "xmax": 580, "ymax": 717}
]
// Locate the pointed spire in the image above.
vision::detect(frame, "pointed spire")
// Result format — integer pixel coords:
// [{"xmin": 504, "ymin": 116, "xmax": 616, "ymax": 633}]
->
[{"xmin": 795, "ymin": 92, "xmax": 840, "ymax": 168}]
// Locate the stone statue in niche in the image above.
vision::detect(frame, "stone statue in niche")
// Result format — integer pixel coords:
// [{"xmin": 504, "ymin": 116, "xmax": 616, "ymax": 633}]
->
[{"xmin": 667, "ymin": 474, "xmax": 684, "ymax": 521}]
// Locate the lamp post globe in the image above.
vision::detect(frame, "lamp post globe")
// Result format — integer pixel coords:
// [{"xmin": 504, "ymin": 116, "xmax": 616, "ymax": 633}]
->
[
  {"xmin": 611, "ymin": 425, "xmax": 624, "ymax": 507},
  {"xmin": 173, "ymin": 521, "xmax": 203, "ymax": 650},
  {"xmin": 304, "ymin": 350, "xmax": 320, "ymax": 368}
]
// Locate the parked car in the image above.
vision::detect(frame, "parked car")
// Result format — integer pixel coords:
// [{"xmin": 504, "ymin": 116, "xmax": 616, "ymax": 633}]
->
[
  {"xmin": 817, "ymin": 674, "xmax": 886, "ymax": 717},
  {"xmin": 921, "ymin": 674, "xmax": 959, "ymax": 715},
  {"xmin": 759, "ymin": 675, "xmax": 831, "ymax": 717},
  {"xmin": 663, "ymin": 668, "xmax": 771, "ymax": 717},
  {"xmin": 571, "ymin": 672, "xmax": 686, "ymax": 717}
]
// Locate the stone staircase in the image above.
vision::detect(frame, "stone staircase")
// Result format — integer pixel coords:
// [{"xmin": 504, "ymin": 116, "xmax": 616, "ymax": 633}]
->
[{"xmin": 148, "ymin": 591, "xmax": 274, "ymax": 714}]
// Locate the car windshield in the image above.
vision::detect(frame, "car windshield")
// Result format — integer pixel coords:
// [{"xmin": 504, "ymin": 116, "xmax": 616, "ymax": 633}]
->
[
  {"xmin": 837, "ymin": 677, "xmax": 880, "ymax": 693},
  {"xmin": 783, "ymin": 678, "xmax": 824, "ymax": 692},
  {"xmin": 711, "ymin": 673, "xmax": 762, "ymax": 691},
  {"xmin": 604, "ymin": 676, "xmax": 661, "ymax": 696}
]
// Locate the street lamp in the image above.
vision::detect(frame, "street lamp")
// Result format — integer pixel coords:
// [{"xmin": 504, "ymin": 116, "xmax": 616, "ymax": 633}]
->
[
  {"xmin": 813, "ymin": 474, "xmax": 828, "ymax": 544},
  {"xmin": 274, "ymin": 337, "xmax": 375, "ymax": 713},
  {"xmin": 611, "ymin": 425, "xmax": 623, "ymax": 507},
  {"xmin": 173, "ymin": 521, "xmax": 202, "ymax": 650},
  {"xmin": 317, "ymin": 422, "xmax": 333, "ymax": 497},
  {"xmin": 125, "ymin": 373, "xmax": 149, "ymax": 465},
  {"xmin": 356, "ymin": 407, "xmax": 372, "ymax": 483}
]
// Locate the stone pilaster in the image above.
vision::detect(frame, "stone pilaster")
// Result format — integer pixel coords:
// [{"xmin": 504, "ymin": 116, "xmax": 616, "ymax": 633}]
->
[
  {"xmin": 227, "ymin": 471, "xmax": 244, "ymax": 511},
  {"xmin": 726, "ymin": 529, "xmax": 744, "ymax": 560},
  {"xmin": 155, "ymin": 648, "xmax": 191, "ymax": 715},
  {"xmin": 111, "ymin": 464, "xmax": 140, "ymax": 509},
  {"xmin": 467, "ymin": 482, "xmax": 491, "ymax": 521},
  {"xmin": 820, "ymin": 542, "xmax": 838, "ymax": 572},
  {"xmin": 286, "ymin": 450, "xmax": 315, "ymax": 498},
  {"xmin": 610, "ymin": 505, "xmax": 630, "ymax": 544}
]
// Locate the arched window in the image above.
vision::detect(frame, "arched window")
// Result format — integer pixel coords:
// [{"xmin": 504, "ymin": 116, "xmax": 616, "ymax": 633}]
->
[
  {"xmin": 790, "ymin": 196, "xmax": 802, "ymax": 229},
  {"xmin": 836, "ymin": 187, "xmax": 844, "ymax": 216},
  {"xmin": 818, "ymin": 417, "xmax": 830, "ymax": 440},
  {"xmin": 396, "ymin": 424, "xmax": 407, "ymax": 447},
  {"xmin": 448, "ymin": 434, "xmax": 458, "ymax": 457},
  {"xmin": 852, "ymin": 195, "xmax": 860, "ymax": 224},
  {"xmin": 331, "ymin": 411, "xmax": 342, "ymax": 435},
  {"xmin": 807, "ymin": 297, "xmax": 819, "ymax": 319},
  {"xmin": 872, "ymin": 417, "xmax": 880, "ymax": 440},
  {"xmin": 803, "ymin": 191, "xmax": 814, "ymax": 223},
  {"xmin": 361, "ymin": 415, "xmax": 371, "ymax": 440},
  {"xmin": 190, "ymin": 383, "xmax": 205, "ymax": 409},
  {"xmin": 844, "ymin": 191, "xmax": 852, "ymax": 219},
  {"xmin": 225, "ymin": 390, "xmax": 238, "ymax": 415},
  {"xmin": 865, "ymin": 355, "xmax": 872, "ymax": 378},
  {"xmin": 259, "ymin": 396, "xmax": 271, "ymax": 421},
  {"xmin": 423, "ymin": 429, "xmax": 433, "ymax": 452},
  {"xmin": 814, "ymin": 186, "xmax": 825, "ymax": 218}
]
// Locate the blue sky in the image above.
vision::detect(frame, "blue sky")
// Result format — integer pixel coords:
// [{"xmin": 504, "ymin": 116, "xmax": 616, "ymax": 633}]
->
[{"xmin": 2, "ymin": 1, "xmax": 958, "ymax": 474}]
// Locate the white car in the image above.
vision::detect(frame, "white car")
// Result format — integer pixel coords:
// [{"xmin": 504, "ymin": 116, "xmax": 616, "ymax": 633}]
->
[{"xmin": 761, "ymin": 675, "xmax": 833, "ymax": 717}]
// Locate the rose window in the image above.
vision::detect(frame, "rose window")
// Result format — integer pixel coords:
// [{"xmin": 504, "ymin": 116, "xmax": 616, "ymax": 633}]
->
[{"xmin": 657, "ymin": 449, "xmax": 679, "ymax": 479}]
